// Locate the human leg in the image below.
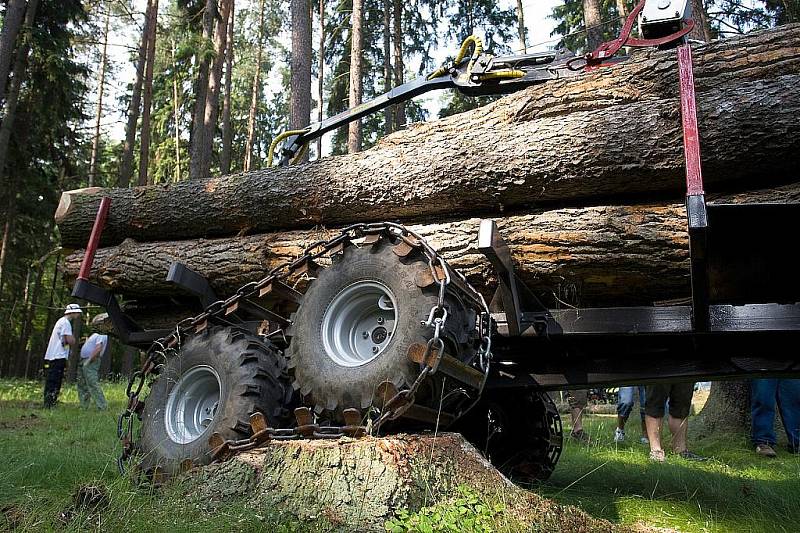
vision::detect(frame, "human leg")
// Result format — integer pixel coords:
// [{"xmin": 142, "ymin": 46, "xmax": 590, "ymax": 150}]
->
[
  {"xmin": 43, "ymin": 359, "xmax": 66, "ymax": 408},
  {"xmin": 776, "ymin": 379, "xmax": 800, "ymax": 452},
  {"xmin": 645, "ymin": 384, "xmax": 669, "ymax": 460},
  {"xmin": 568, "ymin": 389, "xmax": 589, "ymax": 441},
  {"xmin": 616, "ymin": 387, "xmax": 636, "ymax": 442},
  {"xmin": 76, "ymin": 360, "xmax": 90, "ymax": 409},
  {"xmin": 751, "ymin": 379, "xmax": 779, "ymax": 447},
  {"xmin": 84, "ymin": 359, "xmax": 108, "ymax": 410}
]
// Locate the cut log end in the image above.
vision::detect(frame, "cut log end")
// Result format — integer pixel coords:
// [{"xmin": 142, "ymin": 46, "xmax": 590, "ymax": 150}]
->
[{"xmin": 54, "ymin": 187, "xmax": 103, "ymax": 223}]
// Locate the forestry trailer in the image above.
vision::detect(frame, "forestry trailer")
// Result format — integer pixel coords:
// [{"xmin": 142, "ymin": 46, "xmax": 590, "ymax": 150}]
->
[{"xmin": 71, "ymin": 0, "xmax": 800, "ymax": 483}]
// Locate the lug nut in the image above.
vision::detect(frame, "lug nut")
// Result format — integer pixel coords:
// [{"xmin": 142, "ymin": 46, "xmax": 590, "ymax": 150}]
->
[
  {"xmin": 362, "ymin": 331, "xmax": 369, "ymax": 339},
  {"xmin": 377, "ymin": 316, "xmax": 384, "ymax": 324},
  {"xmin": 372, "ymin": 346, "xmax": 379, "ymax": 354}
]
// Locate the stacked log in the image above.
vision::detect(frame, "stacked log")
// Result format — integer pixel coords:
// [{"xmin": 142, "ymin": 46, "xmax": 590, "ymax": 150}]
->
[{"xmin": 58, "ymin": 25, "xmax": 800, "ymax": 314}]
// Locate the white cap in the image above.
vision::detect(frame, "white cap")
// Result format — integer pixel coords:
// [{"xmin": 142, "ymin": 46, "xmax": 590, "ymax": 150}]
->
[{"xmin": 64, "ymin": 303, "xmax": 83, "ymax": 315}]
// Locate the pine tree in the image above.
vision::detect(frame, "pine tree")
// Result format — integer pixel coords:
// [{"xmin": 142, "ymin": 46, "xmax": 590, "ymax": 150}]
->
[
  {"xmin": 348, "ymin": 0, "xmax": 364, "ymax": 153},
  {"xmin": 291, "ymin": 0, "xmax": 312, "ymax": 161}
]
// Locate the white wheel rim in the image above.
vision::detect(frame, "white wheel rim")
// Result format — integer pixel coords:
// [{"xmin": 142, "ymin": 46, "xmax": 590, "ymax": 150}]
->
[
  {"xmin": 164, "ymin": 365, "xmax": 221, "ymax": 444},
  {"xmin": 321, "ymin": 280, "xmax": 398, "ymax": 367}
]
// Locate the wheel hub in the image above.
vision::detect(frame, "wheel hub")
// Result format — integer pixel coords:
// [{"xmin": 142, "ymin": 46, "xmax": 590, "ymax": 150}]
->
[
  {"xmin": 164, "ymin": 365, "xmax": 221, "ymax": 444},
  {"xmin": 321, "ymin": 280, "xmax": 398, "ymax": 367}
]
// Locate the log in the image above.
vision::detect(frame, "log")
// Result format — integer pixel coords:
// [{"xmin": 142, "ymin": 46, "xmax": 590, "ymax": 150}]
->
[
  {"xmin": 55, "ymin": 25, "xmax": 800, "ymax": 249},
  {"xmin": 62, "ymin": 184, "xmax": 800, "ymax": 307},
  {"xmin": 180, "ymin": 433, "xmax": 619, "ymax": 532}
]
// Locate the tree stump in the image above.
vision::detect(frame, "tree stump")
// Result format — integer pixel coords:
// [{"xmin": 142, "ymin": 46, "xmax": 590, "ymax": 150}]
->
[{"xmin": 179, "ymin": 433, "xmax": 624, "ymax": 531}]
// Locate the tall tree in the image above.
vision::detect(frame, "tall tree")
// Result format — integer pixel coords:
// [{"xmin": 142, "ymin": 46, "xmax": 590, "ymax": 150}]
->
[
  {"xmin": 118, "ymin": 0, "xmax": 154, "ymax": 188},
  {"xmin": 171, "ymin": 37, "xmax": 182, "ymax": 182},
  {"xmin": 244, "ymin": 0, "xmax": 266, "ymax": 171},
  {"xmin": 382, "ymin": 0, "xmax": 392, "ymax": 134},
  {"xmin": 220, "ymin": 1, "xmax": 234, "ymax": 175},
  {"xmin": 0, "ymin": 0, "xmax": 27, "ymax": 103},
  {"xmin": 317, "ymin": 0, "xmax": 324, "ymax": 158},
  {"xmin": 615, "ymin": 0, "xmax": 628, "ymax": 19},
  {"xmin": 347, "ymin": 0, "xmax": 363, "ymax": 153},
  {"xmin": 515, "ymin": 0, "xmax": 527, "ymax": 53},
  {"xmin": 690, "ymin": 0, "xmax": 713, "ymax": 42},
  {"xmin": 189, "ymin": 0, "xmax": 215, "ymax": 179},
  {"xmin": 391, "ymin": 0, "xmax": 404, "ymax": 130},
  {"xmin": 0, "ymin": 0, "xmax": 39, "ymax": 292},
  {"xmin": 290, "ymin": 0, "xmax": 311, "ymax": 161},
  {"xmin": 138, "ymin": 0, "xmax": 159, "ymax": 186},
  {"xmin": 89, "ymin": 5, "xmax": 111, "ymax": 187},
  {"xmin": 583, "ymin": 0, "xmax": 603, "ymax": 50}
]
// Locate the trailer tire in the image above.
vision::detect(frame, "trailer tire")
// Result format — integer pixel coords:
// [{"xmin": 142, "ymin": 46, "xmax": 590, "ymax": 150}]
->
[
  {"xmin": 138, "ymin": 327, "xmax": 292, "ymax": 475},
  {"xmin": 457, "ymin": 389, "xmax": 563, "ymax": 483},
  {"xmin": 288, "ymin": 240, "xmax": 476, "ymax": 417}
]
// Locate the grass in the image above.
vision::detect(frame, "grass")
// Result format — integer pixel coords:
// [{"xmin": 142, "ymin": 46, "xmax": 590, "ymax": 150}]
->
[{"xmin": 2, "ymin": 379, "xmax": 799, "ymax": 532}]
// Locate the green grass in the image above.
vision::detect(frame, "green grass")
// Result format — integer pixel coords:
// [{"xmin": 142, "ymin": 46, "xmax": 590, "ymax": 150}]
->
[{"xmin": 2, "ymin": 379, "xmax": 799, "ymax": 532}]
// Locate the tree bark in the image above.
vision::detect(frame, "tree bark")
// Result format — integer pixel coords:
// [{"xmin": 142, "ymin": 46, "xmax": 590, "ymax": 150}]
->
[
  {"xmin": 0, "ymin": 0, "xmax": 27, "ymax": 104},
  {"xmin": 171, "ymin": 38, "xmax": 182, "ymax": 182},
  {"xmin": 615, "ymin": 0, "xmax": 627, "ymax": 19},
  {"xmin": 137, "ymin": 0, "xmax": 159, "ymax": 186},
  {"xmin": 54, "ymin": 25, "xmax": 800, "ymax": 249},
  {"xmin": 694, "ymin": 381, "xmax": 751, "ymax": 438},
  {"xmin": 89, "ymin": 7, "xmax": 111, "ymax": 187},
  {"xmin": 60, "ymin": 184, "xmax": 800, "ymax": 306},
  {"xmin": 291, "ymin": 0, "xmax": 312, "ymax": 162},
  {"xmin": 347, "ymin": 0, "xmax": 363, "ymax": 153},
  {"xmin": 515, "ymin": 0, "xmax": 526, "ymax": 53},
  {"xmin": 317, "ymin": 0, "xmax": 324, "ymax": 159},
  {"xmin": 220, "ymin": 2, "xmax": 234, "ymax": 175},
  {"xmin": 244, "ymin": 0, "xmax": 265, "ymax": 172},
  {"xmin": 189, "ymin": 0, "xmax": 216, "ymax": 180},
  {"xmin": 118, "ymin": 0, "xmax": 153, "ymax": 188},
  {"xmin": 65, "ymin": 314, "xmax": 83, "ymax": 384},
  {"xmin": 583, "ymin": 0, "xmax": 603, "ymax": 51},
  {"xmin": 690, "ymin": 0, "xmax": 713, "ymax": 42},
  {"xmin": 391, "ymin": 0, "xmax": 404, "ymax": 129}
]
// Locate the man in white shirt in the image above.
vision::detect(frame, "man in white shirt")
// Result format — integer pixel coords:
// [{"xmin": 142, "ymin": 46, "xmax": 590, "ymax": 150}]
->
[
  {"xmin": 77, "ymin": 332, "xmax": 108, "ymax": 410},
  {"xmin": 43, "ymin": 304, "xmax": 82, "ymax": 408}
]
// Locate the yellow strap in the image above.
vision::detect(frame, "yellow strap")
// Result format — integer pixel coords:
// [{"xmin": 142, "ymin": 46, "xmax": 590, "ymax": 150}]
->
[{"xmin": 267, "ymin": 129, "xmax": 309, "ymax": 167}]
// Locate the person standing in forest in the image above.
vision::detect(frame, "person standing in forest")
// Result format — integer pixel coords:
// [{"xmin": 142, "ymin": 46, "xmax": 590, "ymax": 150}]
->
[
  {"xmin": 42, "ymin": 304, "xmax": 82, "ymax": 408},
  {"xmin": 567, "ymin": 389, "xmax": 591, "ymax": 443},
  {"xmin": 645, "ymin": 383, "xmax": 706, "ymax": 462},
  {"xmin": 614, "ymin": 386, "xmax": 648, "ymax": 444},
  {"xmin": 77, "ymin": 331, "xmax": 108, "ymax": 410},
  {"xmin": 751, "ymin": 379, "xmax": 800, "ymax": 457}
]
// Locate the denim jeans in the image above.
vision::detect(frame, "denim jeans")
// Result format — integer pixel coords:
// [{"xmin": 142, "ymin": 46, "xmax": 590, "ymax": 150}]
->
[
  {"xmin": 751, "ymin": 379, "xmax": 800, "ymax": 451},
  {"xmin": 617, "ymin": 386, "xmax": 646, "ymax": 420}
]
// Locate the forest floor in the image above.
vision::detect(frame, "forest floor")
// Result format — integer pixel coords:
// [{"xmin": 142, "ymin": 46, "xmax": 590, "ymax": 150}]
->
[{"xmin": 1, "ymin": 379, "xmax": 799, "ymax": 532}]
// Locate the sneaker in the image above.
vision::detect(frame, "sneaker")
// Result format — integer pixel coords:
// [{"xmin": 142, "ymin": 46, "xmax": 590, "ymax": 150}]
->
[
  {"xmin": 640, "ymin": 436, "xmax": 650, "ymax": 445},
  {"xmin": 755, "ymin": 443, "xmax": 778, "ymax": 457},
  {"xmin": 613, "ymin": 428, "xmax": 625, "ymax": 443},
  {"xmin": 571, "ymin": 429, "xmax": 590, "ymax": 444},
  {"xmin": 649, "ymin": 449, "xmax": 665, "ymax": 463},
  {"xmin": 678, "ymin": 450, "xmax": 708, "ymax": 461}
]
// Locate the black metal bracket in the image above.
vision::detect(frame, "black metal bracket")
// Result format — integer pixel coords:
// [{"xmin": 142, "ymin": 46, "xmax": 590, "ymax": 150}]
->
[
  {"xmin": 687, "ymin": 194, "xmax": 710, "ymax": 330},
  {"xmin": 166, "ymin": 262, "xmax": 219, "ymax": 308},
  {"xmin": 478, "ymin": 219, "xmax": 549, "ymax": 336}
]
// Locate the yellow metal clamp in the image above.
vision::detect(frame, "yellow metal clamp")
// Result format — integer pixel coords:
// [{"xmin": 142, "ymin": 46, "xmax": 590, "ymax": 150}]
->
[{"xmin": 267, "ymin": 129, "xmax": 309, "ymax": 167}]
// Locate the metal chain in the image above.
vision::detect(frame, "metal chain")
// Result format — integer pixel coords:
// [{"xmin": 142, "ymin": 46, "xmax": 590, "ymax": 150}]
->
[{"xmin": 117, "ymin": 222, "xmax": 492, "ymax": 473}]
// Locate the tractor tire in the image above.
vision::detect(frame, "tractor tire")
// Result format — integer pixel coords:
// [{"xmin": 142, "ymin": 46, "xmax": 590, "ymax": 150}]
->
[
  {"xmin": 456, "ymin": 388, "xmax": 563, "ymax": 483},
  {"xmin": 139, "ymin": 327, "xmax": 293, "ymax": 475},
  {"xmin": 287, "ymin": 238, "xmax": 477, "ymax": 418}
]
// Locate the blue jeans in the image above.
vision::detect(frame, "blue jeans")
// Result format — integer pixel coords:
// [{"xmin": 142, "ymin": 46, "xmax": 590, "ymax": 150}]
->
[
  {"xmin": 751, "ymin": 379, "xmax": 800, "ymax": 451},
  {"xmin": 617, "ymin": 386, "xmax": 646, "ymax": 420}
]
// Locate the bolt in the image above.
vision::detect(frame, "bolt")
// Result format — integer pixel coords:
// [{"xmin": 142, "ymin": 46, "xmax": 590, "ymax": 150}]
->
[
  {"xmin": 372, "ymin": 346, "xmax": 379, "ymax": 354},
  {"xmin": 362, "ymin": 331, "xmax": 369, "ymax": 339},
  {"xmin": 377, "ymin": 316, "xmax": 384, "ymax": 324}
]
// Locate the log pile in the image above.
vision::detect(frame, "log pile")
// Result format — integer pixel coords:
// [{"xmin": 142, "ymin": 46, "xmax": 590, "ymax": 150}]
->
[
  {"xmin": 180, "ymin": 433, "xmax": 622, "ymax": 531},
  {"xmin": 58, "ymin": 25, "xmax": 800, "ymax": 314}
]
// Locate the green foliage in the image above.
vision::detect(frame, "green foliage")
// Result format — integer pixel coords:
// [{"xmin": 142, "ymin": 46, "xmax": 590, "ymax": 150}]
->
[{"xmin": 385, "ymin": 487, "xmax": 504, "ymax": 533}]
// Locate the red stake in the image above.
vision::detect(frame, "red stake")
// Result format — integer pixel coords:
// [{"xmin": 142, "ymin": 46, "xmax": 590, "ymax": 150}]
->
[
  {"xmin": 678, "ymin": 44, "xmax": 705, "ymax": 197},
  {"xmin": 77, "ymin": 197, "xmax": 111, "ymax": 281}
]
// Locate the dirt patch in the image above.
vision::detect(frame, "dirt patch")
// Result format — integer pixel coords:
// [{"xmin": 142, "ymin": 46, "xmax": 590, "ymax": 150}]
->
[{"xmin": 0, "ymin": 413, "xmax": 41, "ymax": 431}]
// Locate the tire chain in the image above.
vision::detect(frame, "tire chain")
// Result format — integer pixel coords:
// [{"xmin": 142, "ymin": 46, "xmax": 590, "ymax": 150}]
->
[{"xmin": 117, "ymin": 221, "xmax": 493, "ymax": 475}]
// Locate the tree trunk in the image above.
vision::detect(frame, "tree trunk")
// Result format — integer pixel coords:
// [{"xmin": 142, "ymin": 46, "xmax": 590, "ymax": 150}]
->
[
  {"xmin": 615, "ymin": 0, "xmax": 627, "ymax": 19},
  {"xmin": 118, "ymin": 0, "xmax": 153, "ymax": 188},
  {"xmin": 181, "ymin": 433, "xmax": 613, "ymax": 531},
  {"xmin": 244, "ymin": 0, "xmax": 265, "ymax": 172},
  {"xmin": 383, "ymin": 0, "xmax": 393, "ymax": 134},
  {"xmin": 15, "ymin": 249, "xmax": 51, "ymax": 376},
  {"xmin": 0, "ymin": 0, "xmax": 39, "ymax": 291},
  {"xmin": 583, "ymin": 0, "xmax": 603, "ymax": 51},
  {"xmin": 317, "ymin": 0, "xmax": 324, "ymax": 159},
  {"xmin": 60, "ymin": 183, "xmax": 799, "ymax": 306},
  {"xmin": 0, "ymin": 0, "xmax": 27, "ymax": 104},
  {"xmin": 690, "ymin": 0, "xmax": 713, "ymax": 42},
  {"xmin": 391, "ymin": 0, "xmax": 404, "ymax": 130},
  {"xmin": 694, "ymin": 381, "xmax": 751, "ymax": 438},
  {"xmin": 65, "ymin": 314, "xmax": 83, "ymax": 384},
  {"xmin": 515, "ymin": 0, "xmax": 526, "ymax": 53},
  {"xmin": 291, "ymin": 0, "xmax": 312, "ymax": 162},
  {"xmin": 137, "ymin": 0, "xmax": 159, "ymax": 186},
  {"xmin": 54, "ymin": 25, "xmax": 800, "ymax": 249},
  {"xmin": 189, "ymin": 0, "xmax": 216, "ymax": 180},
  {"xmin": 26, "ymin": 256, "xmax": 60, "ymax": 378},
  {"xmin": 89, "ymin": 7, "xmax": 111, "ymax": 187},
  {"xmin": 347, "ymin": 0, "xmax": 363, "ymax": 153},
  {"xmin": 171, "ymin": 38, "xmax": 182, "ymax": 182},
  {"xmin": 220, "ymin": 2, "xmax": 234, "ymax": 175}
]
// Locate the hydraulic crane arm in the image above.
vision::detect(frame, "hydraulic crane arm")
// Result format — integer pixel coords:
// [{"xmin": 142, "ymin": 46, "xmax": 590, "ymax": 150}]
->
[{"xmin": 269, "ymin": 0, "xmax": 696, "ymax": 166}]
